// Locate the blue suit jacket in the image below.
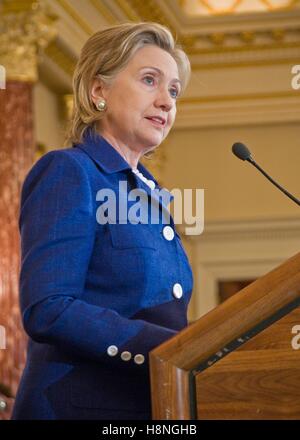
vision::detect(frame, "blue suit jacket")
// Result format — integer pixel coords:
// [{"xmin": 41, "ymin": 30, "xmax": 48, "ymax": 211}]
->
[{"xmin": 12, "ymin": 131, "xmax": 193, "ymax": 420}]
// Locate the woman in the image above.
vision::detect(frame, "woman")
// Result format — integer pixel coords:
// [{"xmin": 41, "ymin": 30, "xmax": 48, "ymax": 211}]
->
[{"xmin": 12, "ymin": 22, "xmax": 193, "ymax": 420}]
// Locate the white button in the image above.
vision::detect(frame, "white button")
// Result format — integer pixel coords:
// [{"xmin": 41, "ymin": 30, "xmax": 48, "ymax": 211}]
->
[
  {"xmin": 121, "ymin": 351, "xmax": 132, "ymax": 361},
  {"xmin": 0, "ymin": 399, "xmax": 7, "ymax": 411},
  {"xmin": 134, "ymin": 354, "xmax": 145, "ymax": 365},
  {"xmin": 107, "ymin": 345, "xmax": 118, "ymax": 357},
  {"xmin": 172, "ymin": 283, "xmax": 183, "ymax": 299},
  {"xmin": 162, "ymin": 225, "xmax": 174, "ymax": 241}
]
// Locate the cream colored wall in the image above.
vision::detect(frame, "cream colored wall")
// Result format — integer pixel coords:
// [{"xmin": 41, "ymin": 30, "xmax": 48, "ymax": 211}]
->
[
  {"xmin": 163, "ymin": 122, "xmax": 300, "ymax": 222},
  {"xmin": 33, "ymin": 82, "xmax": 65, "ymax": 151}
]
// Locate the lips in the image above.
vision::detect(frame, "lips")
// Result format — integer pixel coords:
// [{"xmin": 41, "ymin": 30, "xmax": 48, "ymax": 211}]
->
[{"xmin": 145, "ymin": 116, "xmax": 166, "ymax": 127}]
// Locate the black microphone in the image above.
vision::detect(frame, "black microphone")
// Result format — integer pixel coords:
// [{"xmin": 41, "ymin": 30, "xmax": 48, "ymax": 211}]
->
[{"xmin": 232, "ymin": 142, "xmax": 300, "ymax": 207}]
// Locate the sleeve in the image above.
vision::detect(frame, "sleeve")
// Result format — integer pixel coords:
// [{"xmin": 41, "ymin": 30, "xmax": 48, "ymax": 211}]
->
[{"xmin": 19, "ymin": 150, "xmax": 176, "ymax": 373}]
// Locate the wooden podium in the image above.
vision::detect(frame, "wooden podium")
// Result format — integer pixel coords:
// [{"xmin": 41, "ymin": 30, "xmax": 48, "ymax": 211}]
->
[{"xmin": 150, "ymin": 252, "xmax": 300, "ymax": 420}]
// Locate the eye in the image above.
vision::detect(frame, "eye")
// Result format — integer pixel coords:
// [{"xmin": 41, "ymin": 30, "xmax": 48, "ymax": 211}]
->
[
  {"xmin": 169, "ymin": 87, "xmax": 179, "ymax": 99},
  {"xmin": 143, "ymin": 75, "xmax": 155, "ymax": 86}
]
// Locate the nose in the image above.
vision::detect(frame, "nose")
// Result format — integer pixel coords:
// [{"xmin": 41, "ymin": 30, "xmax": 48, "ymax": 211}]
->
[{"xmin": 154, "ymin": 87, "xmax": 174, "ymax": 112}]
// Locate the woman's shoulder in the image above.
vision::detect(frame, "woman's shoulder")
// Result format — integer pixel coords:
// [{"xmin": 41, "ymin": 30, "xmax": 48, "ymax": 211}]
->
[
  {"xmin": 34, "ymin": 146, "xmax": 90, "ymax": 171},
  {"xmin": 21, "ymin": 146, "xmax": 95, "ymax": 199},
  {"xmin": 27, "ymin": 145, "xmax": 97, "ymax": 179}
]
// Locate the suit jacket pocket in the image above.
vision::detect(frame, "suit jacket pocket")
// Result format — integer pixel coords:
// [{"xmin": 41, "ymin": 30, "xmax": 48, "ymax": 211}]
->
[{"xmin": 109, "ymin": 223, "xmax": 157, "ymax": 250}]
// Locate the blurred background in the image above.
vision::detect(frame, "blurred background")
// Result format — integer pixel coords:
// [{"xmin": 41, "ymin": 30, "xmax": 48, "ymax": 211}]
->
[{"xmin": 0, "ymin": 0, "xmax": 300, "ymax": 417}]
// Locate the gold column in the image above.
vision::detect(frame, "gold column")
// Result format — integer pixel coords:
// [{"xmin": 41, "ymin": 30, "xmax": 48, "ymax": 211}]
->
[{"xmin": 0, "ymin": 0, "xmax": 57, "ymax": 413}]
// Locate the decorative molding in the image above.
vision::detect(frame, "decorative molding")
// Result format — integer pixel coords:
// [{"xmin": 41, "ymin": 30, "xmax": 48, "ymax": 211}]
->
[
  {"xmin": 38, "ymin": 49, "xmax": 73, "ymax": 94},
  {"xmin": 180, "ymin": 0, "xmax": 298, "ymax": 16},
  {"xmin": 165, "ymin": 0, "xmax": 300, "ymax": 28},
  {"xmin": 121, "ymin": 0, "xmax": 176, "ymax": 28},
  {"xmin": 175, "ymin": 91, "xmax": 300, "ymax": 128},
  {"xmin": 32, "ymin": 0, "xmax": 300, "ymax": 88},
  {"xmin": 179, "ymin": 90, "xmax": 300, "ymax": 104},
  {"xmin": 42, "ymin": 37, "xmax": 300, "ymax": 80},
  {"xmin": 44, "ymin": 39, "xmax": 77, "ymax": 78},
  {"xmin": 191, "ymin": 53, "xmax": 300, "ymax": 69},
  {"xmin": 114, "ymin": 0, "xmax": 141, "ymax": 21},
  {"xmin": 0, "ymin": 0, "xmax": 58, "ymax": 82},
  {"xmin": 187, "ymin": 36, "xmax": 300, "ymax": 59},
  {"xmin": 115, "ymin": 0, "xmax": 300, "ymax": 56},
  {"xmin": 183, "ymin": 217, "xmax": 300, "ymax": 242},
  {"xmin": 56, "ymin": 0, "xmax": 93, "ymax": 35},
  {"xmin": 90, "ymin": 0, "xmax": 119, "ymax": 24}
]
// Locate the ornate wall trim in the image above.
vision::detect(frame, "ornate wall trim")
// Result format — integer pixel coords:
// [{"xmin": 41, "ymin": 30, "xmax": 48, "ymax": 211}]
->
[{"xmin": 0, "ymin": 0, "xmax": 57, "ymax": 82}]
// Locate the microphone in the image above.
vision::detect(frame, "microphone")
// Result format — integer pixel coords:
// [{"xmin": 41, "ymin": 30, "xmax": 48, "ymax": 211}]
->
[{"xmin": 232, "ymin": 142, "xmax": 300, "ymax": 207}]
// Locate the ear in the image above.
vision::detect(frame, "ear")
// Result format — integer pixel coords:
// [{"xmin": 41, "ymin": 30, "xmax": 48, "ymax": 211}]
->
[{"xmin": 90, "ymin": 77, "xmax": 107, "ymax": 106}]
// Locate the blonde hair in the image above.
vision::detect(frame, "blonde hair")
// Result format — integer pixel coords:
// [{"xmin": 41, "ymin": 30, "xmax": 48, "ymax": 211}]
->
[{"xmin": 65, "ymin": 22, "xmax": 191, "ymax": 147}]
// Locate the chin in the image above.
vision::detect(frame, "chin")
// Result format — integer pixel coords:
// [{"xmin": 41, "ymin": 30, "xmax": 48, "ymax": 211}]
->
[
  {"xmin": 144, "ymin": 144, "xmax": 158, "ymax": 155},
  {"xmin": 139, "ymin": 135, "xmax": 163, "ymax": 150}
]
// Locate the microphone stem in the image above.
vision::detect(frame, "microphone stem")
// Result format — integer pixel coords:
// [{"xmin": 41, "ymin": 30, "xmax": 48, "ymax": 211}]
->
[{"xmin": 248, "ymin": 158, "xmax": 300, "ymax": 207}]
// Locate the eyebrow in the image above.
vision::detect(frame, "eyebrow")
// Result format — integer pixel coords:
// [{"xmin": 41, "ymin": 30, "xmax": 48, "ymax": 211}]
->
[{"xmin": 139, "ymin": 66, "xmax": 182, "ymax": 87}]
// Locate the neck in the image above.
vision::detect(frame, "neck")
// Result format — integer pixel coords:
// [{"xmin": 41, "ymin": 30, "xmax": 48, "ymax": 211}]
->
[{"xmin": 98, "ymin": 130, "xmax": 142, "ymax": 170}]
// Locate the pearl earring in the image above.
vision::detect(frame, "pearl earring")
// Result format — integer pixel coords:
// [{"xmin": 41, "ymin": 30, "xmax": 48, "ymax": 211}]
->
[{"xmin": 97, "ymin": 99, "xmax": 107, "ymax": 112}]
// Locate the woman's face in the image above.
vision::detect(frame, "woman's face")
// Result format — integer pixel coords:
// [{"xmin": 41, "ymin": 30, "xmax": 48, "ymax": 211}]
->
[{"xmin": 94, "ymin": 45, "xmax": 181, "ymax": 153}]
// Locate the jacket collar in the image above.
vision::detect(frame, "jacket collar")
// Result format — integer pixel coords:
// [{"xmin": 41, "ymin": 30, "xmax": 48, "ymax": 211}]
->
[{"xmin": 75, "ymin": 129, "xmax": 133, "ymax": 175}]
